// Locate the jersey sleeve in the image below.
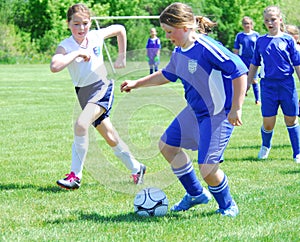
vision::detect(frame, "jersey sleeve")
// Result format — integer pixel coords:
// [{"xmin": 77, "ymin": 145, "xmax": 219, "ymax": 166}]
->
[
  {"xmin": 251, "ymin": 37, "xmax": 262, "ymax": 66},
  {"xmin": 162, "ymin": 49, "xmax": 178, "ymax": 82},
  {"xmin": 203, "ymin": 41, "xmax": 248, "ymax": 79},
  {"xmin": 289, "ymin": 37, "xmax": 300, "ymax": 66}
]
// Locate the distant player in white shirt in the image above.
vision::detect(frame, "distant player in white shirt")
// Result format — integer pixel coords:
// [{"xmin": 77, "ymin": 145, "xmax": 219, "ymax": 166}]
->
[
  {"xmin": 248, "ymin": 6, "xmax": 300, "ymax": 163},
  {"xmin": 234, "ymin": 16, "xmax": 261, "ymax": 105},
  {"xmin": 50, "ymin": 3, "xmax": 146, "ymax": 189}
]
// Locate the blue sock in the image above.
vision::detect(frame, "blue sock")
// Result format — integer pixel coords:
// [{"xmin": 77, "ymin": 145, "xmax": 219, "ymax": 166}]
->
[
  {"xmin": 252, "ymin": 83, "xmax": 260, "ymax": 102},
  {"xmin": 172, "ymin": 161, "xmax": 203, "ymax": 196},
  {"xmin": 208, "ymin": 174, "xmax": 232, "ymax": 209},
  {"xmin": 287, "ymin": 123, "xmax": 300, "ymax": 158},
  {"xmin": 261, "ymin": 126, "xmax": 273, "ymax": 148}
]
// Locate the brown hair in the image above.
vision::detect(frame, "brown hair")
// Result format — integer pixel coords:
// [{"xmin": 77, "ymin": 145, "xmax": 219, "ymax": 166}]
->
[
  {"xmin": 67, "ymin": 3, "xmax": 91, "ymax": 22},
  {"xmin": 159, "ymin": 2, "xmax": 217, "ymax": 34}
]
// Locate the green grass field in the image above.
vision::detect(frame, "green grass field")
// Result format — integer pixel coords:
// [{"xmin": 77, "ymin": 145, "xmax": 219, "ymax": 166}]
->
[{"xmin": 0, "ymin": 64, "xmax": 299, "ymax": 241}]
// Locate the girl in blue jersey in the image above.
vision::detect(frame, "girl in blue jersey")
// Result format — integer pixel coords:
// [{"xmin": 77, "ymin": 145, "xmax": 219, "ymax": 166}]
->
[
  {"xmin": 248, "ymin": 6, "xmax": 300, "ymax": 163},
  {"xmin": 121, "ymin": 2, "xmax": 248, "ymax": 217},
  {"xmin": 234, "ymin": 16, "xmax": 261, "ymax": 105},
  {"xmin": 50, "ymin": 3, "xmax": 146, "ymax": 189},
  {"xmin": 146, "ymin": 28, "xmax": 161, "ymax": 74}
]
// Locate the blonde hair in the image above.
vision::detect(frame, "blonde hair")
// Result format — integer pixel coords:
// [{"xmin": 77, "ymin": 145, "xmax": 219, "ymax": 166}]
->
[
  {"xmin": 67, "ymin": 3, "xmax": 91, "ymax": 22},
  {"xmin": 285, "ymin": 24, "xmax": 300, "ymax": 44},
  {"xmin": 159, "ymin": 2, "xmax": 217, "ymax": 34},
  {"xmin": 242, "ymin": 16, "xmax": 254, "ymax": 29},
  {"xmin": 263, "ymin": 6, "xmax": 284, "ymax": 32}
]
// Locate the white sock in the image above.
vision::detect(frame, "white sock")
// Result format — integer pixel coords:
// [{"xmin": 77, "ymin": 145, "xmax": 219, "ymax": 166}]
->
[
  {"xmin": 112, "ymin": 142, "xmax": 140, "ymax": 174},
  {"xmin": 70, "ymin": 135, "xmax": 89, "ymax": 179}
]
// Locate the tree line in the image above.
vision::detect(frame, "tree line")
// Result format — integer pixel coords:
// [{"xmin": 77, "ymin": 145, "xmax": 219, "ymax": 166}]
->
[{"xmin": 1, "ymin": 0, "xmax": 299, "ymax": 64}]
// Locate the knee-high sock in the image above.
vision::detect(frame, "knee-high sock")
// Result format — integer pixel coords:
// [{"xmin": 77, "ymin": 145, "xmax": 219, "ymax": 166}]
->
[
  {"xmin": 112, "ymin": 143, "xmax": 140, "ymax": 174},
  {"xmin": 252, "ymin": 83, "xmax": 260, "ymax": 102},
  {"xmin": 287, "ymin": 123, "xmax": 300, "ymax": 158},
  {"xmin": 71, "ymin": 135, "xmax": 88, "ymax": 179},
  {"xmin": 208, "ymin": 174, "xmax": 232, "ymax": 209},
  {"xmin": 172, "ymin": 161, "xmax": 203, "ymax": 196},
  {"xmin": 261, "ymin": 126, "xmax": 273, "ymax": 148}
]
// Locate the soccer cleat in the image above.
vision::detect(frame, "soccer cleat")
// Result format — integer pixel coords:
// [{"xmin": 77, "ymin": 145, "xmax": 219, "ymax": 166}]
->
[
  {"xmin": 57, "ymin": 172, "xmax": 81, "ymax": 190},
  {"xmin": 255, "ymin": 100, "xmax": 261, "ymax": 105},
  {"xmin": 132, "ymin": 164, "xmax": 146, "ymax": 185},
  {"xmin": 258, "ymin": 146, "xmax": 271, "ymax": 159},
  {"xmin": 216, "ymin": 200, "xmax": 239, "ymax": 217},
  {"xmin": 294, "ymin": 154, "xmax": 300, "ymax": 164},
  {"xmin": 170, "ymin": 188, "xmax": 212, "ymax": 212}
]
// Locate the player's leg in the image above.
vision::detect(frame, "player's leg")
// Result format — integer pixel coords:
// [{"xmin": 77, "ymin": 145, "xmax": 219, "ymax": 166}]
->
[
  {"xmin": 285, "ymin": 115, "xmax": 300, "ymax": 162},
  {"xmin": 95, "ymin": 118, "xmax": 146, "ymax": 184},
  {"xmin": 160, "ymin": 107, "xmax": 212, "ymax": 211},
  {"xmin": 280, "ymin": 80, "xmax": 300, "ymax": 162},
  {"xmin": 258, "ymin": 116, "xmax": 276, "ymax": 159},
  {"xmin": 57, "ymin": 102, "xmax": 103, "ymax": 189},
  {"xmin": 159, "ymin": 141, "xmax": 211, "ymax": 211},
  {"xmin": 258, "ymin": 79, "xmax": 278, "ymax": 159},
  {"xmin": 198, "ymin": 115, "xmax": 238, "ymax": 217},
  {"xmin": 252, "ymin": 78, "xmax": 260, "ymax": 105}
]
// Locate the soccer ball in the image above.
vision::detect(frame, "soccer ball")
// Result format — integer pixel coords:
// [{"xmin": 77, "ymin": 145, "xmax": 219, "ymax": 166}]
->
[{"xmin": 134, "ymin": 187, "xmax": 168, "ymax": 217}]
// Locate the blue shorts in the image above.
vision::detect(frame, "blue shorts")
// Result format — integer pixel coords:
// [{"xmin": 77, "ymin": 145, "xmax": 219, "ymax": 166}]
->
[
  {"xmin": 75, "ymin": 80, "xmax": 114, "ymax": 127},
  {"xmin": 260, "ymin": 77, "xmax": 298, "ymax": 117},
  {"xmin": 160, "ymin": 106, "xmax": 234, "ymax": 164}
]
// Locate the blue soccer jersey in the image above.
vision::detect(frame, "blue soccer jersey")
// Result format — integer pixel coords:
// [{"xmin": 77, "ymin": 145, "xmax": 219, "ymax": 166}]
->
[
  {"xmin": 234, "ymin": 31, "xmax": 259, "ymax": 67},
  {"xmin": 162, "ymin": 34, "xmax": 248, "ymax": 117},
  {"xmin": 252, "ymin": 33, "xmax": 300, "ymax": 79},
  {"xmin": 146, "ymin": 37, "xmax": 161, "ymax": 60}
]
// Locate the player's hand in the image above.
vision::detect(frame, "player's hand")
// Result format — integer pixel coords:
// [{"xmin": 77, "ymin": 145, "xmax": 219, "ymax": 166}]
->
[
  {"xmin": 120, "ymin": 80, "xmax": 137, "ymax": 93},
  {"xmin": 77, "ymin": 50, "xmax": 91, "ymax": 62},
  {"xmin": 227, "ymin": 108, "xmax": 243, "ymax": 126},
  {"xmin": 154, "ymin": 56, "xmax": 159, "ymax": 62},
  {"xmin": 114, "ymin": 54, "xmax": 126, "ymax": 69}
]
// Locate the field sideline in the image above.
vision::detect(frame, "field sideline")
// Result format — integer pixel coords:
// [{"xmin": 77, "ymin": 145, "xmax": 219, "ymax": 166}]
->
[{"xmin": 0, "ymin": 64, "xmax": 299, "ymax": 241}]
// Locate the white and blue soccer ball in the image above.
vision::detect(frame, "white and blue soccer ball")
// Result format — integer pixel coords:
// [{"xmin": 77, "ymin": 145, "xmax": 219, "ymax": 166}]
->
[{"xmin": 134, "ymin": 187, "xmax": 168, "ymax": 217}]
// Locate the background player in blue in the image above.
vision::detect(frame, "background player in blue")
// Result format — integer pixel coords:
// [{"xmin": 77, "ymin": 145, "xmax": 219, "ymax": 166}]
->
[
  {"xmin": 146, "ymin": 28, "xmax": 161, "ymax": 74},
  {"xmin": 121, "ymin": 2, "xmax": 248, "ymax": 217},
  {"xmin": 234, "ymin": 16, "xmax": 261, "ymax": 105},
  {"xmin": 247, "ymin": 6, "xmax": 300, "ymax": 163},
  {"xmin": 50, "ymin": 3, "xmax": 146, "ymax": 189}
]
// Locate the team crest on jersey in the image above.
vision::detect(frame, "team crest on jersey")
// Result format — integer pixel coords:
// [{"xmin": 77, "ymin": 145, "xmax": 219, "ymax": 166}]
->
[
  {"xmin": 278, "ymin": 42, "xmax": 287, "ymax": 50},
  {"xmin": 188, "ymin": 59, "xmax": 197, "ymax": 74},
  {"xmin": 93, "ymin": 46, "xmax": 101, "ymax": 56}
]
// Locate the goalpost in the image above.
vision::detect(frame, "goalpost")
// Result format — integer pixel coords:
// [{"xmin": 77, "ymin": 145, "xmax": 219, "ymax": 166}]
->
[{"xmin": 92, "ymin": 16, "xmax": 159, "ymax": 74}]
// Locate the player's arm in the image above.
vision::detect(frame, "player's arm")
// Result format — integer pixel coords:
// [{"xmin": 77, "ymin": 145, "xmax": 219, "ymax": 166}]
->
[
  {"xmin": 120, "ymin": 70, "xmax": 170, "ymax": 92},
  {"xmin": 102, "ymin": 24, "xmax": 127, "ymax": 68},
  {"xmin": 294, "ymin": 65, "xmax": 300, "ymax": 81},
  {"xmin": 50, "ymin": 46, "xmax": 90, "ymax": 73},
  {"xmin": 247, "ymin": 64, "xmax": 259, "ymax": 91},
  {"xmin": 233, "ymin": 49, "xmax": 239, "ymax": 55},
  {"xmin": 227, "ymin": 74, "xmax": 247, "ymax": 126}
]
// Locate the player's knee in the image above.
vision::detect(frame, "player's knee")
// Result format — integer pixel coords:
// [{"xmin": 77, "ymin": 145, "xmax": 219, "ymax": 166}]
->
[{"xmin": 74, "ymin": 120, "xmax": 88, "ymax": 136}]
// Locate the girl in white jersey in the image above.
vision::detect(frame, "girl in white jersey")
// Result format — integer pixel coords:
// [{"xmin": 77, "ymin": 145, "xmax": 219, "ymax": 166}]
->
[
  {"xmin": 50, "ymin": 3, "xmax": 146, "ymax": 189},
  {"xmin": 248, "ymin": 6, "xmax": 300, "ymax": 163},
  {"xmin": 121, "ymin": 2, "xmax": 248, "ymax": 217}
]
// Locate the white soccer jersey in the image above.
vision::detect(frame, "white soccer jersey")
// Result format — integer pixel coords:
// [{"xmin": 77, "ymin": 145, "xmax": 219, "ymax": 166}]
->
[{"xmin": 59, "ymin": 30, "xmax": 108, "ymax": 87}]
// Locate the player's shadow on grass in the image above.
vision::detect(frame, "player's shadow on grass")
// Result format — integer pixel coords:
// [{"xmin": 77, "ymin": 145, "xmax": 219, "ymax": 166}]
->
[
  {"xmin": 0, "ymin": 183, "xmax": 36, "ymax": 190},
  {"xmin": 77, "ymin": 210, "xmax": 216, "ymax": 223},
  {"xmin": 0, "ymin": 183, "xmax": 69, "ymax": 193}
]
